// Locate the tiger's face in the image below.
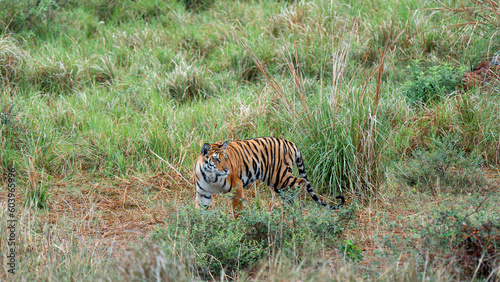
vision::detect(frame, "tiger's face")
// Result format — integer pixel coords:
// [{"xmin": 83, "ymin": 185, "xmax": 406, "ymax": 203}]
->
[{"xmin": 199, "ymin": 142, "xmax": 230, "ymax": 183}]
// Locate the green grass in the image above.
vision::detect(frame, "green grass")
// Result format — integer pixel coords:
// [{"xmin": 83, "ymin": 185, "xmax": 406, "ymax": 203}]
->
[
  {"xmin": 153, "ymin": 200, "xmax": 356, "ymax": 278},
  {"xmin": 1, "ymin": 0, "xmax": 500, "ymax": 280}
]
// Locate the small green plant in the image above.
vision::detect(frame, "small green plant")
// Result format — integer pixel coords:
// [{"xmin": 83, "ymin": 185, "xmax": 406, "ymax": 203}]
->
[
  {"xmin": 402, "ymin": 61, "xmax": 461, "ymax": 105},
  {"xmin": 25, "ymin": 184, "xmax": 49, "ymax": 209},
  {"xmin": 340, "ymin": 239, "xmax": 363, "ymax": 262}
]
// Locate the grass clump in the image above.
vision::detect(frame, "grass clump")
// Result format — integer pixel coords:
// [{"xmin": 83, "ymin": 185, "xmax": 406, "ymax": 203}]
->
[
  {"xmin": 438, "ymin": 0, "xmax": 500, "ymax": 62},
  {"xmin": 153, "ymin": 200, "xmax": 356, "ymax": 278},
  {"xmin": 119, "ymin": 245, "xmax": 196, "ymax": 281},
  {"xmin": 402, "ymin": 60, "xmax": 461, "ymax": 105},
  {"xmin": 160, "ymin": 58, "xmax": 215, "ymax": 103},
  {"xmin": 33, "ymin": 60, "xmax": 79, "ymax": 94},
  {"xmin": 0, "ymin": 0, "xmax": 60, "ymax": 34},
  {"xmin": 0, "ymin": 35, "xmax": 30, "ymax": 87},
  {"xmin": 395, "ymin": 136, "xmax": 488, "ymax": 195},
  {"xmin": 25, "ymin": 184, "xmax": 49, "ymax": 209}
]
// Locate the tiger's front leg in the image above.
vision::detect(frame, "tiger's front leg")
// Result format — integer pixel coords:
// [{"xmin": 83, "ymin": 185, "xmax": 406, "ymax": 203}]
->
[
  {"xmin": 232, "ymin": 179, "xmax": 244, "ymax": 218},
  {"xmin": 196, "ymin": 192, "xmax": 213, "ymax": 211}
]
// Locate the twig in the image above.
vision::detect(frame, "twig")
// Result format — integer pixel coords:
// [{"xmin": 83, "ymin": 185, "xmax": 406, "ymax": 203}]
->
[
  {"xmin": 149, "ymin": 149, "xmax": 193, "ymax": 188},
  {"xmin": 471, "ymin": 251, "xmax": 486, "ymax": 281},
  {"xmin": 153, "ymin": 213, "xmax": 165, "ymax": 224}
]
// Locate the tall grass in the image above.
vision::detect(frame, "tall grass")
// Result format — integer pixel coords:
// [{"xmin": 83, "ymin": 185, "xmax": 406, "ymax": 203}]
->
[
  {"xmin": 244, "ymin": 13, "xmax": 391, "ymax": 200},
  {"xmin": 0, "ymin": 0, "xmax": 497, "ymax": 189},
  {"xmin": 1, "ymin": 0, "xmax": 500, "ymax": 279}
]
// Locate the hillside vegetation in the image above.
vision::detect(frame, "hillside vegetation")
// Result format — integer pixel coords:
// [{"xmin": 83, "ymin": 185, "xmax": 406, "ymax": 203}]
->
[{"xmin": 1, "ymin": 0, "xmax": 499, "ymax": 280}]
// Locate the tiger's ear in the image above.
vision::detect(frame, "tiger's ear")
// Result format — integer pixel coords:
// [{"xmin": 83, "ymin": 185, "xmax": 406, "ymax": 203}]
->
[
  {"xmin": 221, "ymin": 141, "xmax": 229, "ymax": 151},
  {"xmin": 201, "ymin": 143, "xmax": 211, "ymax": 156}
]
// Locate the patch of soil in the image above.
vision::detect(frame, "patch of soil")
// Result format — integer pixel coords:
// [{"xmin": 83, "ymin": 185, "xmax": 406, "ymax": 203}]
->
[
  {"xmin": 462, "ymin": 56, "xmax": 500, "ymax": 89},
  {"xmin": 0, "ymin": 171, "xmax": 194, "ymax": 255}
]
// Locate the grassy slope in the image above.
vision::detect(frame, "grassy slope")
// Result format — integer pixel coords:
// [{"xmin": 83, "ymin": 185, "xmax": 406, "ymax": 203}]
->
[{"xmin": 1, "ymin": 0, "xmax": 499, "ymax": 280}]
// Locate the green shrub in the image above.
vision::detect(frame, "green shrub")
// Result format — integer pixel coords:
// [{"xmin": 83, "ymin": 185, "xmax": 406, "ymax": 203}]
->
[
  {"xmin": 154, "ymin": 207, "xmax": 266, "ymax": 277},
  {"xmin": 418, "ymin": 206, "xmax": 500, "ymax": 280},
  {"xmin": 340, "ymin": 239, "xmax": 363, "ymax": 262},
  {"xmin": 395, "ymin": 136, "xmax": 488, "ymax": 194},
  {"xmin": 402, "ymin": 61, "xmax": 461, "ymax": 105},
  {"xmin": 153, "ymin": 200, "xmax": 356, "ymax": 278}
]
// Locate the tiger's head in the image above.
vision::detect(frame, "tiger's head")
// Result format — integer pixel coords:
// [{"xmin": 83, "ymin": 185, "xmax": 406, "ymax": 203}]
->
[{"xmin": 198, "ymin": 141, "xmax": 230, "ymax": 183}]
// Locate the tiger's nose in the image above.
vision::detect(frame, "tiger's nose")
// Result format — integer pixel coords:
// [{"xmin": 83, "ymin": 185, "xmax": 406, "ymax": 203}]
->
[{"xmin": 223, "ymin": 168, "xmax": 230, "ymax": 173}]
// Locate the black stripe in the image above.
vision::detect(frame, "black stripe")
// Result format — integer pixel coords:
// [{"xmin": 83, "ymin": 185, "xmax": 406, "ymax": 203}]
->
[
  {"xmin": 242, "ymin": 145, "xmax": 253, "ymax": 160},
  {"xmin": 274, "ymin": 163, "xmax": 284, "ymax": 189},
  {"xmin": 280, "ymin": 176, "xmax": 291, "ymax": 189},
  {"xmin": 267, "ymin": 138, "xmax": 276, "ymax": 183},
  {"xmin": 243, "ymin": 178, "xmax": 251, "ymax": 187},
  {"xmin": 246, "ymin": 145, "xmax": 260, "ymax": 161},
  {"xmin": 200, "ymin": 169, "xmax": 210, "ymax": 183},
  {"xmin": 196, "ymin": 182, "xmax": 208, "ymax": 192},
  {"xmin": 263, "ymin": 143, "xmax": 269, "ymax": 161},
  {"xmin": 243, "ymin": 161, "xmax": 249, "ymax": 175},
  {"xmin": 255, "ymin": 138, "xmax": 264, "ymax": 146},
  {"xmin": 247, "ymin": 170, "xmax": 253, "ymax": 181}
]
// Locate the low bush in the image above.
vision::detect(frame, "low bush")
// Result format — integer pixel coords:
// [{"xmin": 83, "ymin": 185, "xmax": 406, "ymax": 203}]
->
[
  {"xmin": 418, "ymin": 205, "xmax": 500, "ymax": 280},
  {"xmin": 153, "ymin": 199, "xmax": 356, "ymax": 278},
  {"xmin": 403, "ymin": 61, "xmax": 461, "ymax": 105},
  {"xmin": 395, "ymin": 136, "xmax": 488, "ymax": 194}
]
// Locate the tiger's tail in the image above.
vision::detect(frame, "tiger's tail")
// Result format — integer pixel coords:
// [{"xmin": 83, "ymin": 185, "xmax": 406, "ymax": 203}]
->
[{"xmin": 295, "ymin": 149, "xmax": 345, "ymax": 210}]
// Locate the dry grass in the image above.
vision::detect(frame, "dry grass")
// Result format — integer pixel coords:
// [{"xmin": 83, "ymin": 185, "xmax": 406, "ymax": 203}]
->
[{"xmin": 1, "ymin": 167, "xmax": 499, "ymax": 280}]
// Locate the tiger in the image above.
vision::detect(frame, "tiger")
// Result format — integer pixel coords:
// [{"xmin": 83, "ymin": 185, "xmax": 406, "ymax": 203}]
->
[{"xmin": 194, "ymin": 136, "xmax": 345, "ymax": 217}]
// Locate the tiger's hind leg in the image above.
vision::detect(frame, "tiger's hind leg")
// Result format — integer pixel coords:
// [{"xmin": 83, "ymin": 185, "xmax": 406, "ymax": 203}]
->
[
  {"xmin": 280, "ymin": 174, "xmax": 330, "ymax": 208},
  {"xmin": 274, "ymin": 174, "xmax": 309, "ymax": 205},
  {"xmin": 288, "ymin": 177, "xmax": 309, "ymax": 203}
]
